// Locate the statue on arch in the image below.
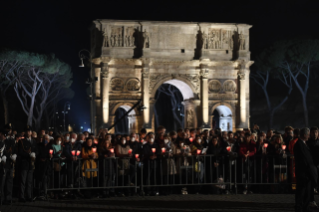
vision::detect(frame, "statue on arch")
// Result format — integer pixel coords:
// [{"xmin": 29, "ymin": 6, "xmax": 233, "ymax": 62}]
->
[
  {"xmin": 239, "ymin": 32, "xmax": 245, "ymax": 50},
  {"xmin": 143, "ymin": 30, "xmax": 150, "ymax": 48},
  {"xmin": 102, "ymin": 30, "xmax": 109, "ymax": 47}
]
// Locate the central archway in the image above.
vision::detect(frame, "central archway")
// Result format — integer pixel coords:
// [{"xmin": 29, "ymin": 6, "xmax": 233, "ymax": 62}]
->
[
  {"xmin": 212, "ymin": 105, "xmax": 233, "ymax": 131},
  {"xmin": 154, "ymin": 79, "xmax": 195, "ymax": 132}
]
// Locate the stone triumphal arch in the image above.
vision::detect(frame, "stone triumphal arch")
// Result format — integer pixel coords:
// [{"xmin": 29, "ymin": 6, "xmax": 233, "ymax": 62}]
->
[{"xmin": 90, "ymin": 20, "xmax": 253, "ymax": 134}]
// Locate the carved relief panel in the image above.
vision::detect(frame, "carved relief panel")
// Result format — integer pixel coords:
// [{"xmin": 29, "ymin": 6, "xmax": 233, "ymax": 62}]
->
[
  {"xmin": 222, "ymin": 80, "xmax": 236, "ymax": 93},
  {"xmin": 202, "ymin": 29, "xmax": 234, "ymax": 50},
  {"xmin": 111, "ymin": 78, "xmax": 141, "ymax": 92},
  {"xmin": 208, "ymin": 80, "xmax": 222, "ymax": 93}
]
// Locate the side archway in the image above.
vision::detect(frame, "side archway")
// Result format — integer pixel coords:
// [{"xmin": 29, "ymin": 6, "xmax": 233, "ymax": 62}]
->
[
  {"xmin": 110, "ymin": 103, "xmax": 139, "ymax": 134},
  {"xmin": 210, "ymin": 103, "xmax": 235, "ymax": 132}
]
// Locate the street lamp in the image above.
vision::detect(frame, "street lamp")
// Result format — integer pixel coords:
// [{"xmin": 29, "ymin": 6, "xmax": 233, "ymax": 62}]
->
[
  {"xmin": 79, "ymin": 49, "xmax": 95, "ymax": 134},
  {"xmin": 62, "ymin": 101, "xmax": 71, "ymax": 132}
]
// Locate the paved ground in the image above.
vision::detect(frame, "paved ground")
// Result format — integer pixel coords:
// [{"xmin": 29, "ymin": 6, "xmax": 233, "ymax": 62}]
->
[{"xmin": 0, "ymin": 194, "xmax": 317, "ymax": 212}]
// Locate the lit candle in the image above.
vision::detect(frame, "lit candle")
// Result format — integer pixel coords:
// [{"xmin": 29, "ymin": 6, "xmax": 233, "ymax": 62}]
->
[
  {"xmin": 76, "ymin": 150, "xmax": 81, "ymax": 156},
  {"xmin": 282, "ymin": 145, "xmax": 286, "ymax": 150},
  {"xmin": 94, "ymin": 139, "xmax": 98, "ymax": 145},
  {"xmin": 49, "ymin": 149, "xmax": 53, "ymax": 155},
  {"xmin": 189, "ymin": 137, "xmax": 193, "ymax": 142},
  {"xmin": 71, "ymin": 150, "xmax": 75, "ymax": 156},
  {"xmin": 197, "ymin": 149, "xmax": 201, "ymax": 155},
  {"xmin": 264, "ymin": 143, "xmax": 268, "ymax": 148},
  {"xmin": 109, "ymin": 148, "xmax": 114, "ymax": 153},
  {"xmin": 226, "ymin": 146, "xmax": 231, "ymax": 152},
  {"xmin": 161, "ymin": 147, "xmax": 166, "ymax": 153},
  {"xmin": 92, "ymin": 147, "xmax": 97, "ymax": 153},
  {"xmin": 135, "ymin": 154, "xmax": 139, "ymax": 159},
  {"xmin": 128, "ymin": 149, "xmax": 132, "ymax": 154},
  {"xmin": 152, "ymin": 148, "xmax": 156, "ymax": 153}
]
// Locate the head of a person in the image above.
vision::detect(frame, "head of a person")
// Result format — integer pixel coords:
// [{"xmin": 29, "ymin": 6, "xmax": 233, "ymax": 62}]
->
[
  {"xmin": 49, "ymin": 131, "xmax": 53, "ymax": 136},
  {"xmin": 184, "ymin": 128, "xmax": 190, "ymax": 137},
  {"xmin": 15, "ymin": 133, "xmax": 22, "ymax": 141},
  {"xmin": 228, "ymin": 131, "xmax": 234, "ymax": 140},
  {"xmin": 196, "ymin": 128, "xmax": 201, "ymax": 135},
  {"xmin": 253, "ymin": 124, "xmax": 259, "ymax": 131},
  {"xmin": 32, "ymin": 131, "xmax": 37, "ymax": 139},
  {"xmin": 300, "ymin": 127, "xmax": 310, "ymax": 141},
  {"xmin": 266, "ymin": 129, "xmax": 273, "ymax": 139},
  {"xmin": 83, "ymin": 131, "xmax": 89, "ymax": 138},
  {"xmin": 130, "ymin": 133, "xmax": 136, "ymax": 142},
  {"xmin": 140, "ymin": 128, "xmax": 147, "ymax": 139},
  {"xmin": 86, "ymin": 137, "xmax": 93, "ymax": 147},
  {"xmin": 212, "ymin": 136, "xmax": 218, "ymax": 146},
  {"xmin": 245, "ymin": 132, "xmax": 251, "ymax": 143},
  {"xmin": 120, "ymin": 136, "xmax": 127, "ymax": 145},
  {"xmin": 157, "ymin": 126, "xmax": 166, "ymax": 135},
  {"xmin": 251, "ymin": 133, "xmax": 257, "ymax": 142},
  {"xmin": 221, "ymin": 131, "xmax": 228, "ymax": 141},
  {"xmin": 169, "ymin": 131, "xmax": 177, "ymax": 140},
  {"xmin": 294, "ymin": 128, "xmax": 300, "ymax": 139},
  {"xmin": 177, "ymin": 128, "xmax": 183, "ymax": 137},
  {"xmin": 163, "ymin": 134, "xmax": 170, "ymax": 144},
  {"xmin": 195, "ymin": 136, "xmax": 202, "ymax": 144},
  {"xmin": 203, "ymin": 130, "xmax": 209, "ymax": 137},
  {"xmin": 70, "ymin": 133, "xmax": 77, "ymax": 143},
  {"xmin": 310, "ymin": 126, "xmax": 319, "ymax": 140},
  {"xmin": 55, "ymin": 136, "xmax": 62, "ymax": 145},
  {"xmin": 78, "ymin": 134, "xmax": 85, "ymax": 143},
  {"xmin": 64, "ymin": 133, "xmax": 70, "ymax": 142},
  {"xmin": 274, "ymin": 135, "xmax": 283, "ymax": 145},
  {"xmin": 258, "ymin": 132, "xmax": 266, "ymax": 142},
  {"xmin": 190, "ymin": 129, "xmax": 196, "ymax": 138},
  {"xmin": 26, "ymin": 129, "xmax": 32, "ymax": 138},
  {"xmin": 44, "ymin": 134, "xmax": 50, "ymax": 146},
  {"xmin": 147, "ymin": 132, "xmax": 155, "ymax": 144},
  {"xmin": 125, "ymin": 135, "xmax": 131, "ymax": 142}
]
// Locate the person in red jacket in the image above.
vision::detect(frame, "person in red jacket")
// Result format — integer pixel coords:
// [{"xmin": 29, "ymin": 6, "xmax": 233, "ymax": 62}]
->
[{"xmin": 239, "ymin": 132, "xmax": 256, "ymax": 194}]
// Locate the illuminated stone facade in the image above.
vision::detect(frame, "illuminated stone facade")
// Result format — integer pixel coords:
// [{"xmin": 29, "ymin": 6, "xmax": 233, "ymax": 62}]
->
[{"xmin": 90, "ymin": 20, "xmax": 253, "ymax": 134}]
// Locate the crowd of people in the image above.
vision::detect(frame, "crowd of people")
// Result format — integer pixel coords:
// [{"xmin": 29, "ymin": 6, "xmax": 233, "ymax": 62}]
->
[{"xmin": 0, "ymin": 123, "xmax": 318, "ymax": 208}]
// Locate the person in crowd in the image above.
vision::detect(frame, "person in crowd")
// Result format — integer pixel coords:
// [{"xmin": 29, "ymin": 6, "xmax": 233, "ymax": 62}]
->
[
  {"xmin": 32, "ymin": 132, "xmax": 37, "ymax": 140},
  {"xmin": 161, "ymin": 134, "xmax": 177, "ymax": 195},
  {"xmin": 1, "ymin": 128, "xmax": 17, "ymax": 205},
  {"xmin": 115, "ymin": 135, "xmax": 133, "ymax": 196},
  {"xmin": 306, "ymin": 126, "xmax": 319, "ymax": 209},
  {"xmin": 51, "ymin": 136, "xmax": 65, "ymax": 199},
  {"xmin": 289, "ymin": 128, "xmax": 300, "ymax": 189},
  {"xmin": 63, "ymin": 132, "xmax": 81, "ymax": 188},
  {"xmin": 196, "ymin": 128, "xmax": 201, "ymax": 136},
  {"xmin": 176, "ymin": 129, "xmax": 184, "ymax": 145},
  {"xmin": 140, "ymin": 128, "xmax": 147, "ymax": 141},
  {"xmin": 184, "ymin": 128, "xmax": 190, "ymax": 139},
  {"xmin": 81, "ymin": 137, "xmax": 98, "ymax": 198},
  {"xmin": 36, "ymin": 134, "xmax": 53, "ymax": 199},
  {"xmin": 206, "ymin": 136, "xmax": 223, "ymax": 194},
  {"xmin": 254, "ymin": 131, "xmax": 269, "ymax": 193},
  {"xmin": 239, "ymin": 132, "xmax": 256, "ymax": 194},
  {"xmin": 142, "ymin": 132, "xmax": 160, "ymax": 196},
  {"xmin": 98, "ymin": 138, "xmax": 115, "ymax": 198},
  {"xmin": 18, "ymin": 126, "xmax": 38, "ymax": 202},
  {"xmin": 294, "ymin": 127, "xmax": 317, "ymax": 212},
  {"xmin": 83, "ymin": 131, "xmax": 89, "ymax": 139},
  {"xmin": 266, "ymin": 129, "xmax": 274, "ymax": 142}
]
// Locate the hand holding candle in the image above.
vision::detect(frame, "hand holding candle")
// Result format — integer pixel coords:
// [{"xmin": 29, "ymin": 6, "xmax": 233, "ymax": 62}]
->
[
  {"xmin": 152, "ymin": 148, "xmax": 156, "ymax": 153},
  {"xmin": 109, "ymin": 148, "xmax": 114, "ymax": 153},
  {"xmin": 71, "ymin": 150, "xmax": 75, "ymax": 156},
  {"xmin": 161, "ymin": 147, "xmax": 166, "ymax": 153},
  {"xmin": 76, "ymin": 150, "xmax": 81, "ymax": 156},
  {"xmin": 264, "ymin": 143, "xmax": 268, "ymax": 148},
  {"xmin": 197, "ymin": 149, "xmax": 201, "ymax": 155},
  {"xmin": 135, "ymin": 154, "xmax": 139, "ymax": 159},
  {"xmin": 92, "ymin": 147, "xmax": 97, "ymax": 153},
  {"xmin": 189, "ymin": 137, "xmax": 193, "ymax": 143},
  {"xmin": 226, "ymin": 146, "xmax": 231, "ymax": 152},
  {"xmin": 282, "ymin": 145, "xmax": 286, "ymax": 150},
  {"xmin": 49, "ymin": 149, "xmax": 53, "ymax": 155},
  {"xmin": 128, "ymin": 149, "xmax": 132, "ymax": 154}
]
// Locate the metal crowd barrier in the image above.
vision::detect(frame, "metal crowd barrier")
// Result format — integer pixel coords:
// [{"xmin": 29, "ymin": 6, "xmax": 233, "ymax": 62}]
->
[{"xmin": 44, "ymin": 154, "xmax": 295, "ymax": 195}]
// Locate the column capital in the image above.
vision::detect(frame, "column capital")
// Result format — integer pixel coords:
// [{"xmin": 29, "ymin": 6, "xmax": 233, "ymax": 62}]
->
[{"xmin": 101, "ymin": 63, "xmax": 109, "ymax": 79}]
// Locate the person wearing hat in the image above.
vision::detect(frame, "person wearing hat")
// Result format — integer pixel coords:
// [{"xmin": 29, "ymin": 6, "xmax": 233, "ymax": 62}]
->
[
  {"xmin": 18, "ymin": 126, "xmax": 38, "ymax": 202},
  {"xmin": 4, "ymin": 123, "xmax": 14, "ymax": 140}
]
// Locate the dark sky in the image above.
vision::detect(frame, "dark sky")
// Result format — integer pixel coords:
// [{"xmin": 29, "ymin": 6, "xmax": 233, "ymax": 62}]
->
[{"xmin": 1, "ymin": 0, "xmax": 319, "ymax": 129}]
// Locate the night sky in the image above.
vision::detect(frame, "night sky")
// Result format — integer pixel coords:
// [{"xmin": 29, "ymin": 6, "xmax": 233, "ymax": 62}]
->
[{"xmin": 1, "ymin": 0, "xmax": 319, "ymax": 130}]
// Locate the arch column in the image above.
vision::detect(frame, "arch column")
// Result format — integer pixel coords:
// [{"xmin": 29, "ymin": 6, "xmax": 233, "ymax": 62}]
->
[
  {"xmin": 101, "ymin": 62, "xmax": 110, "ymax": 128},
  {"xmin": 237, "ymin": 62, "xmax": 248, "ymax": 130},
  {"xmin": 142, "ymin": 60, "xmax": 151, "ymax": 129},
  {"xmin": 200, "ymin": 64, "xmax": 210, "ymax": 129}
]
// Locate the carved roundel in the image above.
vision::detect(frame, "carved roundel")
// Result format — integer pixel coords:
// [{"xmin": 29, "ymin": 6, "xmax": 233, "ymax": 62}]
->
[
  {"xmin": 208, "ymin": 80, "xmax": 222, "ymax": 93},
  {"xmin": 223, "ymin": 80, "xmax": 236, "ymax": 93},
  {"xmin": 111, "ymin": 78, "xmax": 124, "ymax": 91},
  {"xmin": 126, "ymin": 78, "xmax": 141, "ymax": 91}
]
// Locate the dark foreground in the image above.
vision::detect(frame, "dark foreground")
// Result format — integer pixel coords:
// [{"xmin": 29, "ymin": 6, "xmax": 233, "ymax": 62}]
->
[{"xmin": 0, "ymin": 194, "xmax": 316, "ymax": 212}]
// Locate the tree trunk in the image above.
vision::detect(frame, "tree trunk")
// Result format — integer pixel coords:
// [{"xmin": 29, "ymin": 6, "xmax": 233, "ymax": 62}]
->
[
  {"xmin": 27, "ymin": 82, "xmax": 37, "ymax": 126},
  {"xmin": 302, "ymin": 95, "xmax": 308, "ymax": 126},
  {"xmin": 1, "ymin": 92, "xmax": 9, "ymax": 124}
]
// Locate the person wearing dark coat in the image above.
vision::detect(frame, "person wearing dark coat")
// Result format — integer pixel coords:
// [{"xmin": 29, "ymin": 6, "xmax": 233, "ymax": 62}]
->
[
  {"xmin": 294, "ymin": 128, "xmax": 318, "ymax": 212},
  {"xmin": 63, "ymin": 136, "xmax": 81, "ymax": 188},
  {"xmin": 2, "ymin": 131, "xmax": 18, "ymax": 204},
  {"xmin": 304, "ymin": 126, "xmax": 319, "ymax": 210},
  {"xmin": 18, "ymin": 126, "xmax": 38, "ymax": 202}
]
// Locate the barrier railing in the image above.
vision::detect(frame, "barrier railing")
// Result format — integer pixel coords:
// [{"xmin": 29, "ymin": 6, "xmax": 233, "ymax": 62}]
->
[{"xmin": 42, "ymin": 154, "xmax": 295, "ymax": 196}]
